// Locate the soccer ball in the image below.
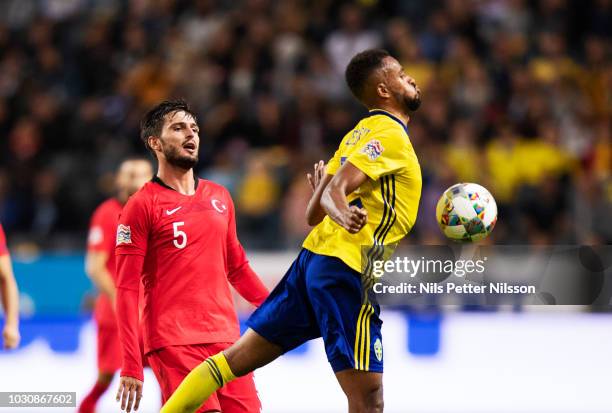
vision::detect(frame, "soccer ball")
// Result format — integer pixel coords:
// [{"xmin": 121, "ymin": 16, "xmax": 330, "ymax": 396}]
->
[{"xmin": 435, "ymin": 183, "xmax": 497, "ymax": 242}]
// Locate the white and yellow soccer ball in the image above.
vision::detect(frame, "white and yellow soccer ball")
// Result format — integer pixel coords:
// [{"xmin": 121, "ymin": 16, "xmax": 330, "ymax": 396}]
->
[{"xmin": 435, "ymin": 183, "xmax": 497, "ymax": 242}]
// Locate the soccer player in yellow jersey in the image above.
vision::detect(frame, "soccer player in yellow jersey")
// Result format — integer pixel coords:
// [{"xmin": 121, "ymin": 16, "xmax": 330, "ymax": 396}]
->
[{"xmin": 162, "ymin": 49, "xmax": 422, "ymax": 413}]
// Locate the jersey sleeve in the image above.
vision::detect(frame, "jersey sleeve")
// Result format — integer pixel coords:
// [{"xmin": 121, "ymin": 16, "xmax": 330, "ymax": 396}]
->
[
  {"xmin": 115, "ymin": 194, "xmax": 151, "ymax": 257},
  {"xmin": 0, "ymin": 224, "xmax": 8, "ymax": 256},
  {"xmin": 115, "ymin": 194, "xmax": 149, "ymax": 381},
  {"xmin": 325, "ymin": 147, "xmax": 343, "ymax": 176},
  {"xmin": 225, "ymin": 191, "xmax": 269, "ymax": 306},
  {"xmin": 347, "ymin": 126, "xmax": 407, "ymax": 181},
  {"xmin": 87, "ymin": 205, "xmax": 111, "ymax": 253},
  {"xmin": 116, "ymin": 254, "xmax": 145, "ymax": 381}
]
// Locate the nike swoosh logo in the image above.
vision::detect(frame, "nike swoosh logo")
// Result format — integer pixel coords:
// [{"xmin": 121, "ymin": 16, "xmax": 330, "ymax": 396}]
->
[{"xmin": 166, "ymin": 206, "xmax": 182, "ymax": 215}]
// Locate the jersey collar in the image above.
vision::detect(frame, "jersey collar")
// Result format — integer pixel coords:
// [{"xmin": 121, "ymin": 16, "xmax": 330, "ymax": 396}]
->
[
  {"xmin": 152, "ymin": 174, "xmax": 199, "ymax": 192},
  {"xmin": 368, "ymin": 109, "xmax": 409, "ymax": 134}
]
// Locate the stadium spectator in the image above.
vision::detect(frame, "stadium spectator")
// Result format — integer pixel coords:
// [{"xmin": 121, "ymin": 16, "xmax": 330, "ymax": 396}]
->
[{"xmin": 0, "ymin": 0, "xmax": 608, "ymax": 249}]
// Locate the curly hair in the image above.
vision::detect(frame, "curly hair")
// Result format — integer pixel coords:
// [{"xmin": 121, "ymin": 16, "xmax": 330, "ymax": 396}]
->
[{"xmin": 345, "ymin": 49, "xmax": 391, "ymax": 103}]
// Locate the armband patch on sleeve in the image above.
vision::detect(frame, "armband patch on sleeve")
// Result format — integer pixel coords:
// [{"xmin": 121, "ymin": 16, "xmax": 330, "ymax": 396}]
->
[
  {"xmin": 361, "ymin": 139, "xmax": 384, "ymax": 160},
  {"xmin": 116, "ymin": 224, "xmax": 132, "ymax": 245}
]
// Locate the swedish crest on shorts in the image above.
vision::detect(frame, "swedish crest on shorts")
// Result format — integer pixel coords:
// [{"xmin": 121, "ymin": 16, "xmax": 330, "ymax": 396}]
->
[
  {"xmin": 374, "ymin": 338, "xmax": 383, "ymax": 362},
  {"xmin": 116, "ymin": 224, "xmax": 132, "ymax": 245}
]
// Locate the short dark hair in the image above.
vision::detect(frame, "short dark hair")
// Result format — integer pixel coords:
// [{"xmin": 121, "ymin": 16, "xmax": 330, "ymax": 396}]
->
[
  {"xmin": 345, "ymin": 49, "xmax": 391, "ymax": 103},
  {"xmin": 140, "ymin": 99, "xmax": 197, "ymax": 155}
]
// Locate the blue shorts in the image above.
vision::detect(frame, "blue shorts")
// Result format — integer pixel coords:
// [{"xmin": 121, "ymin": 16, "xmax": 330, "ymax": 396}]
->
[{"xmin": 247, "ymin": 249, "xmax": 383, "ymax": 373}]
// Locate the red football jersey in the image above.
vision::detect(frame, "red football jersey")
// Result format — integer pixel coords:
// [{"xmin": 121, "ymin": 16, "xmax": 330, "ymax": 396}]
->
[
  {"xmin": 0, "ymin": 223, "xmax": 8, "ymax": 256},
  {"xmin": 87, "ymin": 198, "xmax": 123, "ymax": 326},
  {"xmin": 116, "ymin": 178, "xmax": 267, "ymax": 357}
]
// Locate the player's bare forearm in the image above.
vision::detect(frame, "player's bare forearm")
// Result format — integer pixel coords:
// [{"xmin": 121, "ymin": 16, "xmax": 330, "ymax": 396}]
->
[
  {"xmin": 0, "ymin": 255, "xmax": 19, "ymax": 328},
  {"xmin": 321, "ymin": 179, "xmax": 357, "ymax": 229},
  {"xmin": 0, "ymin": 255, "xmax": 20, "ymax": 349},
  {"xmin": 321, "ymin": 161, "xmax": 369, "ymax": 233},
  {"xmin": 306, "ymin": 173, "xmax": 334, "ymax": 226}
]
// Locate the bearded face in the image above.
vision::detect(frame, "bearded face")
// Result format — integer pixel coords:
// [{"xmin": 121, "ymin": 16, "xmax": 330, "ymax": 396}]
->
[
  {"xmin": 160, "ymin": 137, "xmax": 199, "ymax": 170},
  {"xmin": 397, "ymin": 89, "xmax": 422, "ymax": 112},
  {"xmin": 383, "ymin": 57, "xmax": 422, "ymax": 113},
  {"xmin": 155, "ymin": 111, "xmax": 200, "ymax": 170}
]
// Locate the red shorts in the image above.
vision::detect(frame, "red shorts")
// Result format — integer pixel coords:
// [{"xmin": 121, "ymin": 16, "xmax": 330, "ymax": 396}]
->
[
  {"xmin": 97, "ymin": 324, "xmax": 122, "ymax": 373},
  {"xmin": 147, "ymin": 343, "xmax": 260, "ymax": 413}
]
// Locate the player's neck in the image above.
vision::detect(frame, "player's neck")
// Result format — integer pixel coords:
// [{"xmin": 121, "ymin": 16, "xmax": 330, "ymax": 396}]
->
[
  {"xmin": 369, "ymin": 106, "xmax": 410, "ymax": 125},
  {"xmin": 157, "ymin": 163, "xmax": 196, "ymax": 195},
  {"xmin": 116, "ymin": 192, "xmax": 128, "ymax": 205}
]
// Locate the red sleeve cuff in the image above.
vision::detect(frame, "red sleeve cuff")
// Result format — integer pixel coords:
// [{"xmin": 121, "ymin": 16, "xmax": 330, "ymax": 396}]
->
[{"xmin": 120, "ymin": 369, "xmax": 144, "ymax": 382}]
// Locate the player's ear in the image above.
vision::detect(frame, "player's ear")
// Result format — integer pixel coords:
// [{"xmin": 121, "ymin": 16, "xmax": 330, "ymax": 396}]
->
[
  {"xmin": 376, "ymin": 82, "xmax": 390, "ymax": 99},
  {"xmin": 148, "ymin": 136, "xmax": 161, "ymax": 153}
]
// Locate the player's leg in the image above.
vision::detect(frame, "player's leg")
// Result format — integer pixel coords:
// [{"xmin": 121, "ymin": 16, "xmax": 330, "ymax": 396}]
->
[
  {"xmin": 336, "ymin": 370, "xmax": 383, "ymax": 413},
  {"xmin": 148, "ymin": 345, "xmax": 224, "ymax": 413},
  {"xmin": 226, "ymin": 250, "xmax": 322, "ymax": 376},
  {"xmin": 162, "ymin": 250, "xmax": 320, "ymax": 413},
  {"xmin": 305, "ymin": 253, "xmax": 385, "ymax": 413},
  {"xmin": 215, "ymin": 335, "xmax": 276, "ymax": 413},
  {"xmin": 160, "ymin": 330, "xmax": 281, "ymax": 413},
  {"xmin": 78, "ymin": 371, "xmax": 115, "ymax": 413},
  {"xmin": 79, "ymin": 325, "xmax": 121, "ymax": 412},
  {"xmin": 174, "ymin": 340, "xmax": 268, "ymax": 413},
  {"xmin": 223, "ymin": 328, "xmax": 283, "ymax": 375},
  {"xmin": 216, "ymin": 371, "xmax": 260, "ymax": 413}
]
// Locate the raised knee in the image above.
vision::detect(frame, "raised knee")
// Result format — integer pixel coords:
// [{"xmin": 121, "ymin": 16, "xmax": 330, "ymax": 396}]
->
[{"xmin": 347, "ymin": 385, "xmax": 383, "ymax": 413}]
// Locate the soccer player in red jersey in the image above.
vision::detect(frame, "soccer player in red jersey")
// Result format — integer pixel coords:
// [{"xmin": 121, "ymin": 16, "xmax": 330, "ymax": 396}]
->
[
  {"xmin": 0, "ymin": 223, "xmax": 20, "ymax": 350},
  {"xmin": 115, "ymin": 100, "xmax": 268, "ymax": 413},
  {"xmin": 78, "ymin": 158, "xmax": 153, "ymax": 413}
]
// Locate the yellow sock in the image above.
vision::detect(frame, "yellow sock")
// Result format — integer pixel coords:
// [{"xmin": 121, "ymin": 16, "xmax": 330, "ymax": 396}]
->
[{"xmin": 161, "ymin": 352, "xmax": 236, "ymax": 413}]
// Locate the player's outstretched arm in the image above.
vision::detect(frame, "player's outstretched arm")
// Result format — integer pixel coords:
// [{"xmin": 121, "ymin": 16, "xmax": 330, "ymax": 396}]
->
[
  {"xmin": 305, "ymin": 160, "xmax": 333, "ymax": 226},
  {"xmin": 321, "ymin": 161, "xmax": 369, "ymax": 233},
  {"xmin": 0, "ymin": 254, "xmax": 20, "ymax": 349}
]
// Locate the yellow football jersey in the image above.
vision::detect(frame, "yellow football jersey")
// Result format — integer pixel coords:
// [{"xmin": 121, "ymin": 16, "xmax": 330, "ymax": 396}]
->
[{"xmin": 303, "ymin": 110, "xmax": 422, "ymax": 273}]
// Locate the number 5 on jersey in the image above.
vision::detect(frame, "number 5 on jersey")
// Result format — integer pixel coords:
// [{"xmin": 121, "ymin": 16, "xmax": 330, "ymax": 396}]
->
[{"xmin": 173, "ymin": 222, "xmax": 187, "ymax": 249}]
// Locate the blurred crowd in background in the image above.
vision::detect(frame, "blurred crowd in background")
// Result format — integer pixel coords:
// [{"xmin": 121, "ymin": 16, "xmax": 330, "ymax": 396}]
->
[{"xmin": 0, "ymin": 0, "xmax": 609, "ymax": 251}]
